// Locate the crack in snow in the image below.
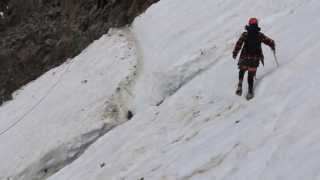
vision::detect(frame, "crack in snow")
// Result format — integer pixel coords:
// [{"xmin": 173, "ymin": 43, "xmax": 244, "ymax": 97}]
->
[
  {"xmin": 102, "ymin": 28, "xmax": 143, "ymax": 124},
  {"xmin": 157, "ymin": 48, "xmax": 228, "ymax": 106}
]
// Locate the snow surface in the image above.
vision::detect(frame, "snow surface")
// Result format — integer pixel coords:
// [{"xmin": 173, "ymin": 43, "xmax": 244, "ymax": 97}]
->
[
  {"xmin": 2, "ymin": 0, "xmax": 320, "ymax": 179},
  {"xmin": 0, "ymin": 29, "xmax": 138, "ymax": 179}
]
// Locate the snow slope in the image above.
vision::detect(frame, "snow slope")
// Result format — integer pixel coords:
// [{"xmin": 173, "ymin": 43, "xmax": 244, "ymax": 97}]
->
[
  {"xmin": 2, "ymin": 0, "xmax": 320, "ymax": 179},
  {"xmin": 48, "ymin": 0, "xmax": 320, "ymax": 179},
  {"xmin": 0, "ymin": 29, "xmax": 139, "ymax": 180}
]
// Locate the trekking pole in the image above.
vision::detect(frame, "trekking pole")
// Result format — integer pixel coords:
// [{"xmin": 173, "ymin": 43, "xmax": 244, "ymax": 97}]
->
[{"xmin": 273, "ymin": 50, "xmax": 279, "ymax": 68}]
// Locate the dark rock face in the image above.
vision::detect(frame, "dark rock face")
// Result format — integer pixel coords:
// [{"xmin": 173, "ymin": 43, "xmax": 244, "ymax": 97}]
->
[{"xmin": 0, "ymin": 0, "xmax": 158, "ymax": 105}]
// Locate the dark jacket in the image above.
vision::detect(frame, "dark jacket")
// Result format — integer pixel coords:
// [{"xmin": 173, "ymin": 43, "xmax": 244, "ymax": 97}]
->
[{"xmin": 233, "ymin": 25, "xmax": 275, "ymax": 65}]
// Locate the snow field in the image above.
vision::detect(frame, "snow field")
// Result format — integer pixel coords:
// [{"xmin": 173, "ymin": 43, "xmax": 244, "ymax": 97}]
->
[
  {"xmin": 50, "ymin": 0, "xmax": 320, "ymax": 179},
  {"xmin": 0, "ymin": 29, "xmax": 138, "ymax": 180}
]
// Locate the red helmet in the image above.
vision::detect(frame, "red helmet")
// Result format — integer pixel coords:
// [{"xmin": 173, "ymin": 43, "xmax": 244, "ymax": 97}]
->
[{"xmin": 248, "ymin": 18, "xmax": 258, "ymax": 26}]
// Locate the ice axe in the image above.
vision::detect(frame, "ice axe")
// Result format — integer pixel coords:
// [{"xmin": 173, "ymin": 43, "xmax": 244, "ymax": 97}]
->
[{"xmin": 273, "ymin": 49, "xmax": 279, "ymax": 68}]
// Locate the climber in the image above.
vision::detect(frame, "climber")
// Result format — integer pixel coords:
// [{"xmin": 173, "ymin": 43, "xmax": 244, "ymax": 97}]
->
[{"xmin": 232, "ymin": 17, "xmax": 276, "ymax": 100}]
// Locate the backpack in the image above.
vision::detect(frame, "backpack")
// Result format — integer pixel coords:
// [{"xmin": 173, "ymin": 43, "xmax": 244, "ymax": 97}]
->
[{"xmin": 244, "ymin": 26, "xmax": 262, "ymax": 54}]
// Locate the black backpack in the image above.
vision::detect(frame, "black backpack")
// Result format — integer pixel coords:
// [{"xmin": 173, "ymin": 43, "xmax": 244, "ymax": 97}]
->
[{"xmin": 244, "ymin": 26, "xmax": 262, "ymax": 54}]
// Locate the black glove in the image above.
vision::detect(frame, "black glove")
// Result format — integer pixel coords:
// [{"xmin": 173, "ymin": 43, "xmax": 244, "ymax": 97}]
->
[{"xmin": 232, "ymin": 52, "xmax": 237, "ymax": 59}]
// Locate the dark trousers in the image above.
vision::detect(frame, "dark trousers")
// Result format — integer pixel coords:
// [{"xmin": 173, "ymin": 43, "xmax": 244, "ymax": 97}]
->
[{"xmin": 238, "ymin": 69, "xmax": 256, "ymax": 93}]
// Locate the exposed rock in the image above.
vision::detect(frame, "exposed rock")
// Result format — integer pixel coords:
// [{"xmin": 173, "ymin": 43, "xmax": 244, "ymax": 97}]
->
[{"xmin": 0, "ymin": 0, "xmax": 159, "ymax": 105}]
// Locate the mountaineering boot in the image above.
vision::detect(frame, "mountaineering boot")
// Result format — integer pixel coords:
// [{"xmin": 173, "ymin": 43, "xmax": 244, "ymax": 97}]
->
[
  {"xmin": 246, "ymin": 91, "xmax": 254, "ymax": 100},
  {"xmin": 236, "ymin": 86, "xmax": 242, "ymax": 96},
  {"xmin": 235, "ymin": 82, "xmax": 242, "ymax": 96}
]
